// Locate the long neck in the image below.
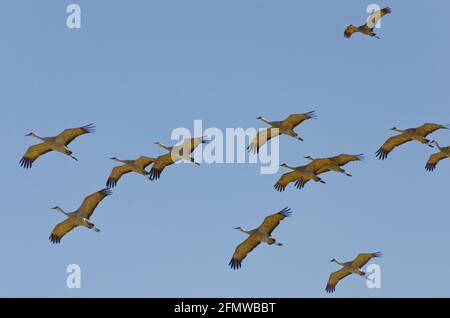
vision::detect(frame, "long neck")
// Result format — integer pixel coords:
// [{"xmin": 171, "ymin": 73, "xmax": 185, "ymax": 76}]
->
[
  {"xmin": 156, "ymin": 143, "xmax": 172, "ymax": 151},
  {"xmin": 333, "ymin": 259, "xmax": 345, "ymax": 266},
  {"xmin": 393, "ymin": 128, "xmax": 405, "ymax": 133},
  {"xmin": 55, "ymin": 207, "xmax": 70, "ymax": 217},
  {"xmin": 112, "ymin": 158, "xmax": 126, "ymax": 164},
  {"xmin": 239, "ymin": 227, "xmax": 250, "ymax": 234},
  {"xmin": 434, "ymin": 141, "xmax": 443, "ymax": 151},
  {"xmin": 258, "ymin": 117, "xmax": 271, "ymax": 125},
  {"xmin": 31, "ymin": 133, "xmax": 46, "ymax": 142}
]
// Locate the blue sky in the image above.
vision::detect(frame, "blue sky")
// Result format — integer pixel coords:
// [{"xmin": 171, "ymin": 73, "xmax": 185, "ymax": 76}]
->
[{"xmin": 1, "ymin": 0, "xmax": 450, "ymax": 297}]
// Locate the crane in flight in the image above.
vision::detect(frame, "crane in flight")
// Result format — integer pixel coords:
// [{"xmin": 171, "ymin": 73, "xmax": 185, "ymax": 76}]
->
[
  {"xmin": 376, "ymin": 123, "xmax": 448, "ymax": 160},
  {"xmin": 229, "ymin": 208, "xmax": 292, "ymax": 270},
  {"xmin": 326, "ymin": 252, "xmax": 382, "ymax": 293},
  {"xmin": 248, "ymin": 111, "xmax": 316, "ymax": 154},
  {"xmin": 344, "ymin": 7, "xmax": 392, "ymax": 39},
  {"xmin": 49, "ymin": 188, "xmax": 111, "ymax": 244},
  {"xmin": 20, "ymin": 124, "xmax": 95, "ymax": 169}
]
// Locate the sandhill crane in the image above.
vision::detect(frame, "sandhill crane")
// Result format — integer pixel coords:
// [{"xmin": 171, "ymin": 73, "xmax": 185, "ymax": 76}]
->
[
  {"xmin": 154, "ymin": 141, "xmax": 200, "ymax": 166},
  {"xmin": 229, "ymin": 207, "xmax": 291, "ymax": 270},
  {"xmin": 20, "ymin": 124, "xmax": 95, "ymax": 169},
  {"xmin": 106, "ymin": 156, "xmax": 155, "ymax": 188},
  {"xmin": 247, "ymin": 111, "xmax": 316, "ymax": 154},
  {"xmin": 149, "ymin": 137, "xmax": 207, "ymax": 180},
  {"xmin": 425, "ymin": 140, "xmax": 450, "ymax": 171},
  {"xmin": 49, "ymin": 188, "xmax": 111, "ymax": 244},
  {"xmin": 326, "ymin": 252, "xmax": 382, "ymax": 293},
  {"xmin": 376, "ymin": 123, "xmax": 448, "ymax": 160},
  {"xmin": 344, "ymin": 7, "xmax": 391, "ymax": 39},
  {"xmin": 274, "ymin": 163, "xmax": 326, "ymax": 191},
  {"xmin": 304, "ymin": 154, "xmax": 364, "ymax": 177}
]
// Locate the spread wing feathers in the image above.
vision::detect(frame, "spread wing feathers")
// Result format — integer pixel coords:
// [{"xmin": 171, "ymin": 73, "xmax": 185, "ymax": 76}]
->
[
  {"xmin": 426, "ymin": 152, "xmax": 448, "ymax": 171},
  {"xmin": 149, "ymin": 153, "xmax": 174, "ymax": 181},
  {"xmin": 366, "ymin": 7, "xmax": 392, "ymax": 29},
  {"xmin": 77, "ymin": 188, "xmax": 112, "ymax": 219},
  {"xmin": 375, "ymin": 134, "xmax": 412, "ymax": 160},
  {"xmin": 281, "ymin": 111, "xmax": 316, "ymax": 129},
  {"xmin": 332, "ymin": 154, "xmax": 364, "ymax": 166},
  {"xmin": 229, "ymin": 236, "xmax": 261, "ymax": 270},
  {"xmin": 352, "ymin": 252, "xmax": 382, "ymax": 268},
  {"xmin": 325, "ymin": 268, "xmax": 353, "ymax": 293},
  {"xmin": 134, "ymin": 156, "xmax": 155, "ymax": 168},
  {"xmin": 248, "ymin": 128, "xmax": 280, "ymax": 154},
  {"xmin": 19, "ymin": 143, "xmax": 52, "ymax": 169},
  {"xmin": 344, "ymin": 25, "xmax": 361, "ymax": 38},
  {"xmin": 54, "ymin": 124, "xmax": 95, "ymax": 146},
  {"xmin": 274, "ymin": 170, "xmax": 302, "ymax": 192},
  {"xmin": 415, "ymin": 123, "xmax": 448, "ymax": 136},
  {"xmin": 49, "ymin": 218, "xmax": 78, "ymax": 244},
  {"xmin": 294, "ymin": 176, "xmax": 313, "ymax": 189},
  {"xmin": 258, "ymin": 207, "xmax": 292, "ymax": 235},
  {"xmin": 106, "ymin": 165, "xmax": 133, "ymax": 188}
]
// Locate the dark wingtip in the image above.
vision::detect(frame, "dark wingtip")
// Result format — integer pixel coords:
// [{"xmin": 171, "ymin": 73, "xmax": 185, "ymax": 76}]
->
[
  {"xmin": 101, "ymin": 188, "xmax": 113, "ymax": 196},
  {"xmin": 229, "ymin": 259, "xmax": 242, "ymax": 270},
  {"xmin": 280, "ymin": 207, "xmax": 292, "ymax": 217},
  {"xmin": 306, "ymin": 110, "xmax": 317, "ymax": 119},
  {"xmin": 19, "ymin": 158, "xmax": 32, "ymax": 169},
  {"xmin": 375, "ymin": 148, "xmax": 387, "ymax": 160},
  {"xmin": 49, "ymin": 235, "xmax": 61, "ymax": 244},
  {"xmin": 82, "ymin": 124, "xmax": 96, "ymax": 134},
  {"xmin": 106, "ymin": 178, "xmax": 117, "ymax": 189}
]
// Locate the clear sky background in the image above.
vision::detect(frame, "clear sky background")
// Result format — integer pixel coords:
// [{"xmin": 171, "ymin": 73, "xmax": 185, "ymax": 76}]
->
[{"xmin": 1, "ymin": 0, "xmax": 450, "ymax": 297}]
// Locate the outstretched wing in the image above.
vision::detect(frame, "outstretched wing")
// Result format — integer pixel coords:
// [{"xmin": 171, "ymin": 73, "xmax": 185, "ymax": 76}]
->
[
  {"xmin": 375, "ymin": 134, "xmax": 412, "ymax": 160},
  {"xmin": 229, "ymin": 236, "xmax": 261, "ymax": 270},
  {"xmin": 332, "ymin": 154, "xmax": 364, "ymax": 166},
  {"xmin": 415, "ymin": 123, "xmax": 447, "ymax": 137},
  {"xmin": 426, "ymin": 152, "xmax": 448, "ymax": 171},
  {"xmin": 258, "ymin": 207, "xmax": 292, "ymax": 235},
  {"xmin": 344, "ymin": 25, "xmax": 361, "ymax": 38},
  {"xmin": 281, "ymin": 111, "xmax": 316, "ymax": 129},
  {"xmin": 352, "ymin": 252, "xmax": 382, "ymax": 268},
  {"xmin": 134, "ymin": 156, "xmax": 155, "ymax": 169},
  {"xmin": 106, "ymin": 165, "xmax": 133, "ymax": 188},
  {"xmin": 49, "ymin": 218, "xmax": 78, "ymax": 244},
  {"xmin": 77, "ymin": 188, "xmax": 112, "ymax": 219},
  {"xmin": 366, "ymin": 7, "xmax": 392, "ymax": 29},
  {"xmin": 274, "ymin": 170, "xmax": 301, "ymax": 192},
  {"xmin": 19, "ymin": 143, "xmax": 52, "ymax": 169},
  {"xmin": 54, "ymin": 124, "xmax": 95, "ymax": 146},
  {"xmin": 305, "ymin": 158, "xmax": 332, "ymax": 173},
  {"xmin": 325, "ymin": 268, "xmax": 352, "ymax": 293},
  {"xmin": 248, "ymin": 128, "xmax": 280, "ymax": 154},
  {"xmin": 149, "ymin": 153, "xmax": 174, "ymax": 181}
]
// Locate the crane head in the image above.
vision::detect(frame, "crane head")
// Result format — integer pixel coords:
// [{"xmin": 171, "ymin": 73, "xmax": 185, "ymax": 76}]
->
[
  {"xmin": 25, "ymin": 132, "xmax": 36, "ymax": 137},
  {"xmin": 234, "ymin": 227, "xmax": 244, "ymax": 232},
  {"xmin": 304, "ymin": 156, "xmax": 314, "ymax": 161},
  {"xmin": 390, "ymin": 127, "xmax": 399, "ymax": 131},
  {"xmin": 329, "ymin": 258, "xmax": 337, "ymax": 263},
  {"xmin": 280, "ymin": 163, "xmax": 289, "ymax": 168}
]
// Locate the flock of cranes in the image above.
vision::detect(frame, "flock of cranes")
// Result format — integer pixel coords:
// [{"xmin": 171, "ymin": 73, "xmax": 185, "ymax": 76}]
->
[{"xmin": 17, "ymin": 5, "xmax": 449, "ymax": 294}]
